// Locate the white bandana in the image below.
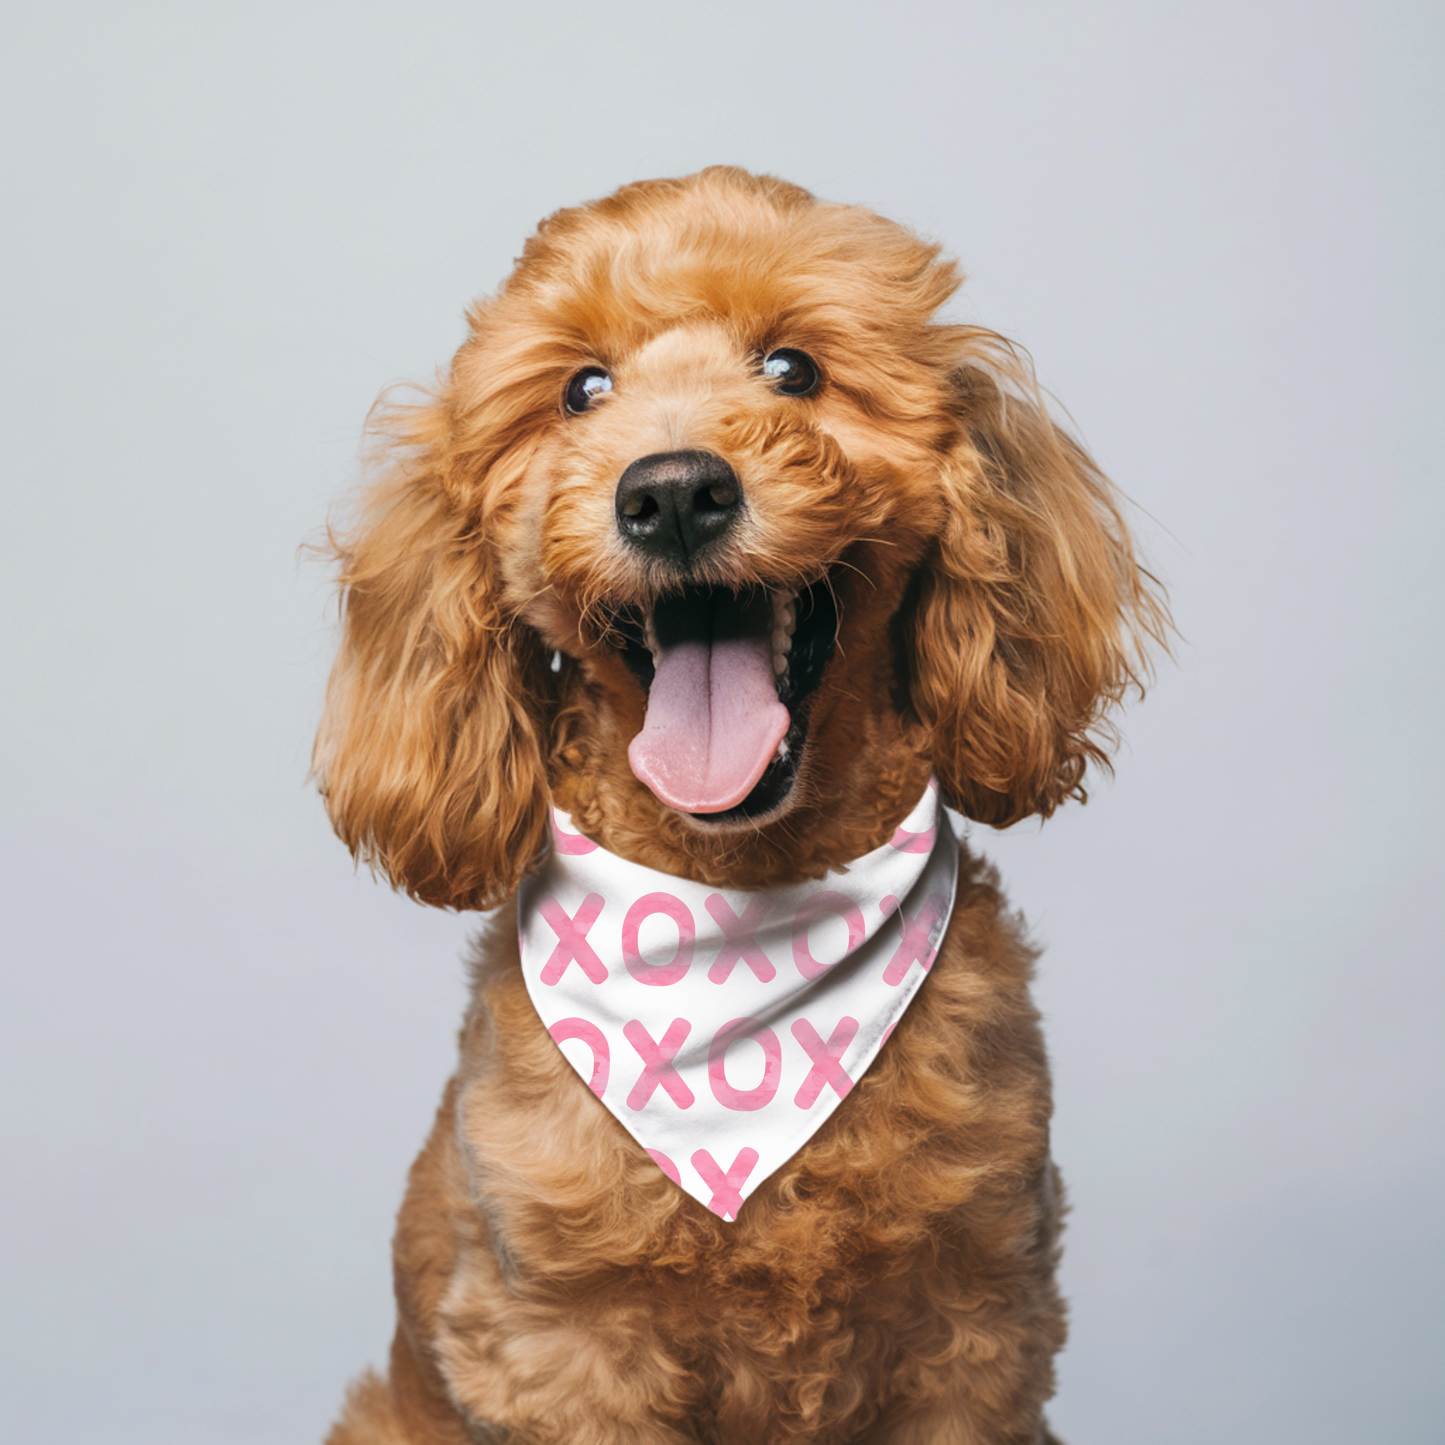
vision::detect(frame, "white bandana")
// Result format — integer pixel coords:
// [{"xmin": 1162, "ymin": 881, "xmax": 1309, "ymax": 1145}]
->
[{"xmin": 517, "ymin": 782, "xmax": 958, "ymax": 1220}]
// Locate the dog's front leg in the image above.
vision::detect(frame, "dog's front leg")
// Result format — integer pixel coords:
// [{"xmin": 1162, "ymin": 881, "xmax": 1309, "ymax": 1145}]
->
[
  {"xmin": 461, "ymin": 1414, "xmax": 699, "ymax": 1445},
  {"xmin": 438, "ymin": 1334, "xmax": 705, "ymax": 1445},
  {"xmin": 857, "ymin": 1406, "xmax": 1063, "ymax": 1445},
  {"xmin": 435, "ymin": 1304, "xmax": 707, "ymax": 1445},
  {"xmin": 433, "ymin": 1238, "xmax": 707, "ymax": 1445}
]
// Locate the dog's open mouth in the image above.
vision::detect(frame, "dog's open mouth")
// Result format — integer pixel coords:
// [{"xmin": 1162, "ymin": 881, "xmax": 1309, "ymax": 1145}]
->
[{"xmin": 614, "ymin": 577, "xmax": 839, "ymax": 821}]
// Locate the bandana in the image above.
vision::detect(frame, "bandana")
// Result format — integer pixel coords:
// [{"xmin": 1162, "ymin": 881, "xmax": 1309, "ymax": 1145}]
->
[{"xmin": 517, "ymin": 782, "xmax": 958, "ymax": 1220}]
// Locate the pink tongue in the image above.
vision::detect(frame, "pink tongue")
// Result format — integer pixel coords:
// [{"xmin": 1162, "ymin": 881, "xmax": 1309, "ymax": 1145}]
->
[{"xmin": 628, "ymin": 633, "xmax": 790, "ymax": 813}]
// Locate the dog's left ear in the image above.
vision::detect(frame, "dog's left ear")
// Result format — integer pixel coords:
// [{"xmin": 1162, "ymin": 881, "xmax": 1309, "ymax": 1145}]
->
[{"xmin": 907, "ymin": 335, "xmax": 1169, "ymax": 827}]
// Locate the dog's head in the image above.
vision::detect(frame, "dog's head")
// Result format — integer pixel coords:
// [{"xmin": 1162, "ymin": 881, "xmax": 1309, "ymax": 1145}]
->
[{"xmin": 316, "ymin": 168, "xmax": 1165, "ymax": 907}]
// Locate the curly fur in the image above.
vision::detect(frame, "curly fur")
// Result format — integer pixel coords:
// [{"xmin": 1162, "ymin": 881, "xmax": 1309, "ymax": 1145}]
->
[{"xmin": 316, "ymin": 167, "xmax": 1166, "ymax": 1444}]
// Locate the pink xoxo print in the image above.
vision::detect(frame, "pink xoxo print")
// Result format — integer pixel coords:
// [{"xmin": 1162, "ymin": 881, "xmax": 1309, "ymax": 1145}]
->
[
  {"xmin": 707, "ymin": 1017, "xmax": 783, "ymax": 1111},
  {"xmin": 879, "ymin": 889, "xmax": 952, "ymax": 985},
  {"xmin": 791, "ymin": 891, "xmax": 866, "ymax": 980},
  {"xmin": 645, "ymin": 1148, "xmax": 681, "ymax": 1184},
  {"xmin": 790, "ymin": 1016, "xmax": 859, "ymax": 1106},
  {"xmin": 622, "ymin": 892, "xmax": 694, "ymax": 986},
  {"xmin": 889, "ymin": 820, "xmax": 936, "ymax": 853},
  {"xmin": 704, "ymin": 894, "xmax": 775, "ymax": 983},
  {"xmin": 691, "ymin": 1147, "xmax": 760, "ymax": 1220},
  {"xmin": 623, "ymin": 1018, "xmax": 695, "ymax": 1110},
  {"xmin": 551, "ymin": 811, "xmax": 600, "ymax": 855},
  {"xmin": 538, "ymin": 894, "xmax": 607, "ymax": 984},
  {"xmin": 547, "ymin": 1018, "xmax": 609, "ymax": 1097},
  {"xmin": 888, "ymin": 778, "xmax": 939, "ymax": 853}
]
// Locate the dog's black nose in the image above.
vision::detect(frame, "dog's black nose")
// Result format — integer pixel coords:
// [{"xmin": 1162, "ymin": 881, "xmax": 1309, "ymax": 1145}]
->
[{"xmin": 615, "ymin": 450, "xmax": 743, "ymax": 565}]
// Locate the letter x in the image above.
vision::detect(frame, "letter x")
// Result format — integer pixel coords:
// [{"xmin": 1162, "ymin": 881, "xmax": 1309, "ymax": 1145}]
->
[
  {"xmin": 880, "ymin": 891, "xmax": 948, "ymax": 986},
  {"xmin": 538, "ymin": 893, "xmax": 607, "ymax": 984},
  {"xmin": 705, "ymin": 894, "xmax": 775, "ymax": 983},
  {"xmin": 623, "ymin": 1018, "xmax": 695, "ymax": 1110},
  {"xmin": 791, "ymin": 1016, "xmax": 859, "ymax": 1107},
  {"xmin": 690, "ymin": 1146, "xmax": 760, "ymax": 1220}
]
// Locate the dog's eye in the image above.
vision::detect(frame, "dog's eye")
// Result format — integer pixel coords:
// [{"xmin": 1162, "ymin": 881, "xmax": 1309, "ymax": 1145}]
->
[
  {"xmin": 564, "ymin": 367, "xmax": 613, "ymax": 414},
  {"xmin": 762, "ymin": 349, "xmax": 820, "ymax": 397}
]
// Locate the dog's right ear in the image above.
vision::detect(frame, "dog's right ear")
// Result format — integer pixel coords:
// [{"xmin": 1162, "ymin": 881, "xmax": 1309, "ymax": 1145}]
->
[{"xmin": 313, "ymin": 398, "xmax": 552, "ymax": 911}]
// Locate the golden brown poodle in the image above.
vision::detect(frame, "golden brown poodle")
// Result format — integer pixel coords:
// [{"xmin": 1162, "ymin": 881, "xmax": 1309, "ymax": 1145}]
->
[{"xmin": 315, "ymin": 167, "xmax": 1165, "ymax": 1445}]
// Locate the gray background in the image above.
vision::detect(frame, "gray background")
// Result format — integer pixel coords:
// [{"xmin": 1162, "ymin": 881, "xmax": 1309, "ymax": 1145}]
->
[{"xmin": 2, "ymin": 2, "xmax": 1440, "ymax": 1441}]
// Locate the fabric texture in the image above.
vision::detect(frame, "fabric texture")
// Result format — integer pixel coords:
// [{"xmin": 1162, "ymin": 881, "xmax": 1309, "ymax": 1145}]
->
[{"xmin": 517, "ymin": 782, "xmax": 960, "ymax": 1219}]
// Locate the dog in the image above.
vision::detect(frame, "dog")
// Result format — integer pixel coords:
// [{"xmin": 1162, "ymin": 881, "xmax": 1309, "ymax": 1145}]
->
[{"xmin": 315, "ymin": 167, "xmax": 1165, "ymax": 1445}]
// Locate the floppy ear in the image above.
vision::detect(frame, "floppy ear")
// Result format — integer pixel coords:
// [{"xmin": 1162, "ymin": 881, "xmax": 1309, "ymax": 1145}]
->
[
  {"xmin": 908, "ymin": 333, "xmax": 1169, "ymax": 827},
  {"xmin": 313, "ymin": 400, "xmax": 552, "ymax": 910}
]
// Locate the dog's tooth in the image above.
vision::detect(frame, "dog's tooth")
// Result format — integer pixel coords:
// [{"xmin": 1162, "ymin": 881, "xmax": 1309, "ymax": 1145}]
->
[
  {"xmin": 770, "ymin": 588, "xmax": 797, "ymax": 679},
  {"xmin": 771, "ymin": 589, "xmax": 798, "ymax": 652}
]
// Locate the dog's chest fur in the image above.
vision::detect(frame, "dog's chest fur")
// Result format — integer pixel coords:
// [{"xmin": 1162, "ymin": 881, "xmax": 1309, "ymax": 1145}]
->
[{"xmin": 391, "ymin": 847, "xmax": 1064, "ymax": 1443}]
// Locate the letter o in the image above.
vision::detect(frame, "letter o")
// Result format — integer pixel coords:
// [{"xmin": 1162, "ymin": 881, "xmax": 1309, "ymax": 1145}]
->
[
  {"xmin": 792, "ymin": 890, "xmax": 866, "ymax": 980},
  {"xmin": 645, "ymin": 1148, "xmax": 682, "ymax": 1184},
  {"xmin": 622, "ymin": 892, "xmax": 695, "ymax": 985},
  {"xmin": 547, "ymin": 1017, "xmax": 610, "ymax": 1097},
  {"xmin": 708, "ymin": 1017, "xmax": 782, "ymax": 1111}
]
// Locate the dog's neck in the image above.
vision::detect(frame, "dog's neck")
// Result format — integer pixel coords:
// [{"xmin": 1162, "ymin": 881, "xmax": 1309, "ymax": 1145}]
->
[{"xmin": 549, "ymin": 749, "xmax": 935, "ymax": 891}]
